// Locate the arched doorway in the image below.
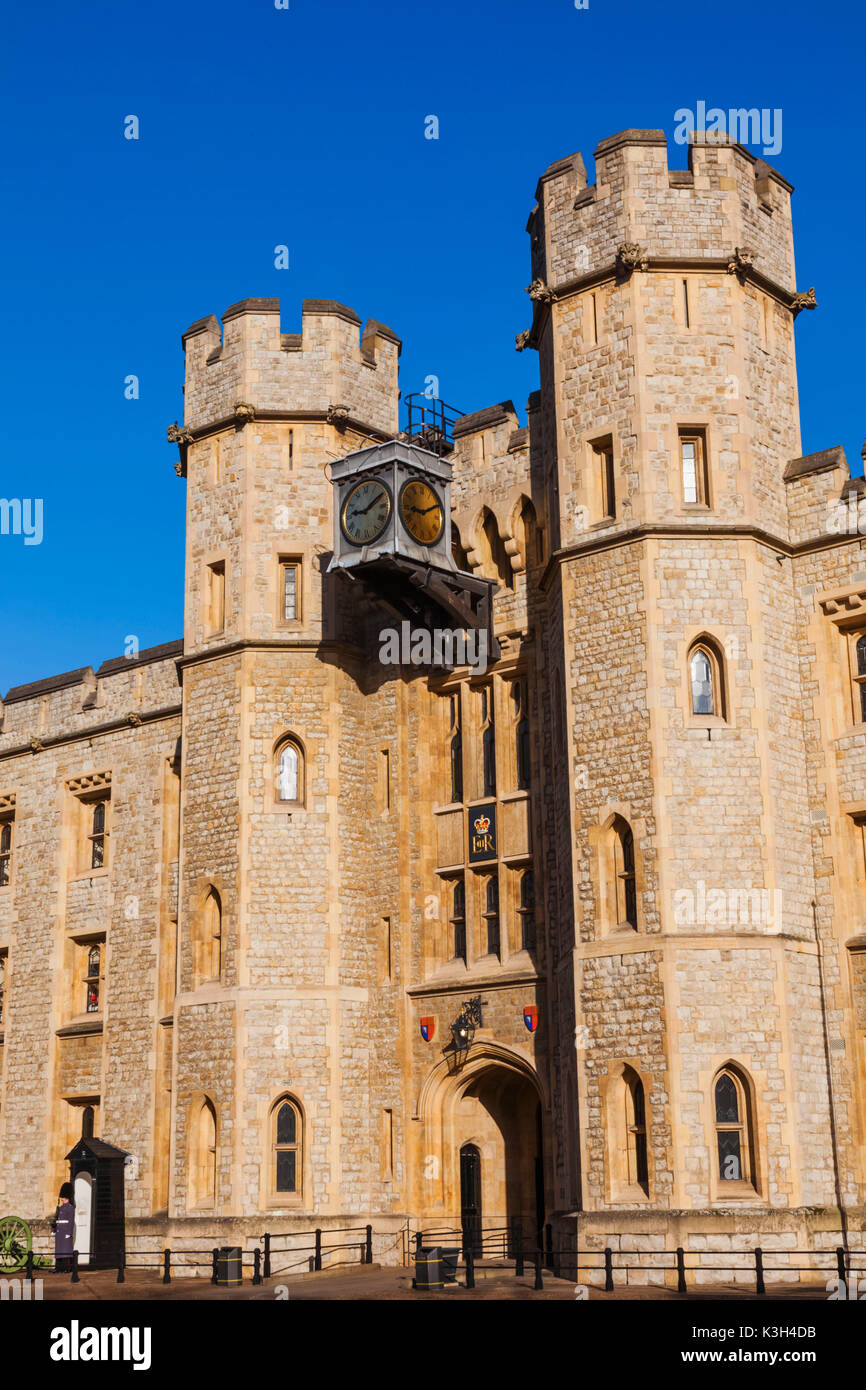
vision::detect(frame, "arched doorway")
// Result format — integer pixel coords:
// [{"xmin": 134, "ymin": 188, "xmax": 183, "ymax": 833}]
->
[{"xmin": 419, "ymin": 1049, "xmax": 546, "ymax": 1252}]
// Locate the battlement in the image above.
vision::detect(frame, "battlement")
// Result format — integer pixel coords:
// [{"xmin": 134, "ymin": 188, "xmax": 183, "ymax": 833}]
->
[
  {"xmin": 453, "ymin": 400, "xmax": 519, "ymax": 442},
  {"xmin": 0, "ymin": 642, "xmax": 182, "ymax": 751},
  {"xmin": 181, "ymin": 297, "xmax": 401, "ymax": 438},
  {"xmin": 529, "ymin": 127, "xmax": 797, "ymax": 295}
]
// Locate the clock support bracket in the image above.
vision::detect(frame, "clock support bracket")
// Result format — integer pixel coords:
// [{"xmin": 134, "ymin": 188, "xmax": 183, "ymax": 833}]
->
[{"xmin": 344, "ymin": 555, "xmax": 501, "ymax": 663}]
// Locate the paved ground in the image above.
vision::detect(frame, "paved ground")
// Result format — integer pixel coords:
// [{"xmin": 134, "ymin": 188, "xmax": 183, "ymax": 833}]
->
[{"xmin": 24, "ymin": 1265, "xmax": 830, "ymax": 1301}]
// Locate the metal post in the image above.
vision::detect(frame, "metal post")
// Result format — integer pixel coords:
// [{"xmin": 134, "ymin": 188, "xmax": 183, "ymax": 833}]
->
[
  {"xmin": 253, "ymin": 1248, "xmax": 262, "ymax": 1285},
  {"xmin": 514, "ymin": 1219, "xmax": 523, "ymax": 1275},
  {"xmin": 263, "ymin": 1233, "xmax": 271, "ymax": 1280},
  {"xmin": 604, "ymin": 1247, "xmax": 613, "ymax": 1292},
  {"xmin": 534, "ymin": 1250, "xmax": 543, "ymax": 1291},
  {"xmin": 415, "ymin": 1230, "xmax": 423, "ymax": 1255},
  {"xmin": 365, "ymin": 1225, "xmax": 373, "ymax": 1265},
  {"xmin": 314, "ymin": 1228, "xmax": 322, "ymax": 1272},
  {"xmin": 676, "ymin": 1246, "xmax": 686, "ymax": 1294},
  {"xmin": 755, "ymin": 1247, "xmax": 765, "ymax": 1297},
  {"xmin": 465, "ymin": 1247, "xmax": 475, "ymax": 1289},
  {"xmin": 71, "ymin": 1249, "xmax": 80, "ymax": 1284},
  {"xmin": 117, "ymin": 1256, "xmax": 125, "ymax": 1284},
  {"xmin": 836, "ymin": 1246, "xmax": 847, "ymax": 1299},
  {"xmin": 211, "ymin": 1248, "xmax": 219, "ymax": 1284},
  {"xmin": 545, "ymin": 1223, "xmax": 553, "ymax": 1270},
  {"xmin": 162, "ymin": 1250, "xmax": 171, "ymax": 1285},
  {"xmin": 25, "ymin": 1249, "xmax": 34, "ymax": 1281}
]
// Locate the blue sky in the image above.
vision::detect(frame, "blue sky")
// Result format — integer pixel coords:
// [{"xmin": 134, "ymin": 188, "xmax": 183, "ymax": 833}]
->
[{"xmin": 1, "ymin": 0, "xmax": 863, "ymax": 692}]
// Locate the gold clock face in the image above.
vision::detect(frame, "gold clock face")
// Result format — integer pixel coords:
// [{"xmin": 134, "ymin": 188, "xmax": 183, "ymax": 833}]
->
[
  {"xmin": 399, "ymin": 478, "xmax": 444, "ymax": 546},
  {"xmin": 340, "ymin": 478, "xmax": 392, "ymax": 546}
]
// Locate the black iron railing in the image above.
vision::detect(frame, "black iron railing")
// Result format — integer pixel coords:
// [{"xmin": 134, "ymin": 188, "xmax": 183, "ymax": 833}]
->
[
  {"xmin": 37, "ymin": 1222, "xmax": 395, "ymax": 1285},
  {"xmin": 402, "ymin": 393, "xmax": 464, "ymax": 456},
  {"xmin": 570, "ymin": 1243, "xmax": 865, "ymax": 1296},
  {"xmin": 29, "ymin": 1225, "xmax": 863, "ymax": 1296}
]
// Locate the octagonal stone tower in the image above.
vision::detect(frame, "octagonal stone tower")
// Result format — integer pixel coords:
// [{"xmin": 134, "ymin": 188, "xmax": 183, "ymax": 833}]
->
[
  {"xmin": 170, "ymin": 298, "xmax": 411, "ymax": 1231},
  {"xmin": 524, "ymin": 130, "xmax": 864, "ymax": 1267}
]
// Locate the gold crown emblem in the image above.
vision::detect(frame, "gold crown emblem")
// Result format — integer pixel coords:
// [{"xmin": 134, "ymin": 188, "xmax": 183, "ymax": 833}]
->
[{"xmin": 474, "ymin": 814, "xmax": 490, "ymax": 834}]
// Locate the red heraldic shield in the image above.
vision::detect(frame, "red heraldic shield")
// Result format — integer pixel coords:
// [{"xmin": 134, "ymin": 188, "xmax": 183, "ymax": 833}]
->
[
  {"xmin": 420, "ymin": 1017, "xmax": 434, "ymax": 1042},
  {"xmin": 523, "ymin": 1005, "xmax": 538, "ymax": 1033}
]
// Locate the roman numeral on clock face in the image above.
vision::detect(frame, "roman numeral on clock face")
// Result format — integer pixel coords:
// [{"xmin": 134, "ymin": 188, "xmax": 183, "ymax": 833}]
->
[{"xmin": 341, "ymin": 479, "xmax": 392, "ymax": 545}]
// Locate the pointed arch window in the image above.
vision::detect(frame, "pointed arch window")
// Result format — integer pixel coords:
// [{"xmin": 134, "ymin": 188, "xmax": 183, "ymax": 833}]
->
[
  {"xmin": 714, "ymin": 1067, "xmax": 754, "ymax": 1185},
  {"xmin": 275, "ymin": 738, "xmax": 305, "ymax": 806},
  {"xmin": 451, "ymin": 878, "xmax": 466, "ymax": 962},
  {"xmin": 272, "ymin": 1097, "xmax": 301, "ymax": 1195},
  {"xmin": 690, "ymin": 649, "xmax": 714, "ymax": 714},
  {"xmin": 81, "ymin": 1105, "xmax": 95, "ymax": 1140},
  {"xmin": 624, "ymin": 1068, "xmax": 649, "ymax": 1193},
  {"xmin": 449, "ymin": 695, "xmax": 463, "ymax": 803},
  {"xmin": 0, "ymin": 819, "xmax": 12, "ymax": 887},
  {"xmin": 518, "ymin": 868, "xmax": 536, "ymax": 951},
  {"xmin": 190, "ymin": 1098, "xmax": 217, "ymax": 1208},
  {"xmin": 511, "ymin": 679, "xmax": 531, "ymax": 791},
  {"xmin": 619, "ymin": 825, "xmax": 637, "ymax": 927},
  {"xmin": 688, "ymin": 640, "xmax": 725, "ymax": 720},
  {"xmin": 608, "ymin": 817, "xmax": 637, "ymax": 930},
  {"xmin": 198, "ymin": 889, "xmax": 222, "ymax": 983},
  {"xmin": 483, "ymin": 875, "xmax": 500, "ymax": 958},
  {"xmin": 481, "ymin": 686, "xmax": 496, "ymax": 797},
  {"xmin": 89, "ymin": 799, "xmax": 109, "ymax": 869}
]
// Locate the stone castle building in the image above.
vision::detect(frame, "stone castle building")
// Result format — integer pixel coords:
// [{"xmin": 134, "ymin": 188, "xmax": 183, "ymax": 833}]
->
[{"xmin": 1, "ymin": 127, "xmax": 865, "ymax": 1282}]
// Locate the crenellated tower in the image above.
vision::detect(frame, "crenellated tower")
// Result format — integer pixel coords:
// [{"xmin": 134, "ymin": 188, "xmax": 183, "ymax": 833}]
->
[
  {"xmin": 524, "ymin": 130, "xmax": 865, "ymax": 1264},
  {"xmin": 168, "ymin": 297, "xmax": 410, "ymax": 1230},
  {"xmin": 525, "ymin": 129, "xmax": 809, "ymax": 549},
  {"xmin": 176, "ymin": 297, "xmax": 400, "ymax": 654}
]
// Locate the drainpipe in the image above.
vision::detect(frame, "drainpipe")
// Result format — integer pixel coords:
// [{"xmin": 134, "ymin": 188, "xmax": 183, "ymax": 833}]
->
[{"xmin": 811, "ymin": 899, "xmax": 850, "ymax": 1271}]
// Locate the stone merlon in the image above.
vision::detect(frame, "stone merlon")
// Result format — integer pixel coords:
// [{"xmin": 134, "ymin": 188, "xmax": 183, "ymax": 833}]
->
[
  {"xmin": 453, "ymin": 401, "xmax": 519, "ymax": 440},
  {"xmin": 180, "ymin": 297, "xmax": 401, "ymax": 439},
  {"xmin": 528, "ymin": 127, "xmax": 797, "ymax": 296},
  {"xmin": 783, "ymin": 445, "xmax": 849, "ymax": 483}
]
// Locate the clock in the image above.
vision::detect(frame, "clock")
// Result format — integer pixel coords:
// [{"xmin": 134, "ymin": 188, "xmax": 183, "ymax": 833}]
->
[
  {"xmin": 399, "ymin": 478, "xmax": 444, "ymax": 546},
  {"xmin": 340, "ymin": 477, "xmax": 392, "ymax": 546}
]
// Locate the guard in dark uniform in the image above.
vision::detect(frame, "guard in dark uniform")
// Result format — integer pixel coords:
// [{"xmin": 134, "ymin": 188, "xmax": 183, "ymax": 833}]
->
[{"xmin": 52, "ymin": 1182, "xmax": 75, "ymax": 1271}]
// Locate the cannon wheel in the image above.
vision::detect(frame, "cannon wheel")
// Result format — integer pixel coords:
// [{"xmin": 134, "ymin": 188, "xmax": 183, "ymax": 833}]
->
[{"xmin": 0, "ymin": 1216, "xmax": 32, "ymax": 1272}]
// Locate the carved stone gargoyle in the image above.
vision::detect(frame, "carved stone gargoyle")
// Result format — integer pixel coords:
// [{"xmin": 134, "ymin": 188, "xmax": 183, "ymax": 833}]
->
[
  {"xmin": 791, "ymin": 288, "xmax": 817, "ymax": 316},
  {"xmin": 615, "ymin": 242, "xmax": 648, "ymax": 279},
  {"xmin": 525, "ymin": 278, "xmax": 555, "ymax": 304},
  {"xmin": 726, "ymin": 246, "xmax": 757, "ymax": 280}
]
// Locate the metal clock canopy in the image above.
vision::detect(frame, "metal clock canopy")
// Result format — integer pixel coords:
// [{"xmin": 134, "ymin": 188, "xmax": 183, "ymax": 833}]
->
[{"xmin": 328, "ymin": 439, "xmax": 499, "ymax": 656}]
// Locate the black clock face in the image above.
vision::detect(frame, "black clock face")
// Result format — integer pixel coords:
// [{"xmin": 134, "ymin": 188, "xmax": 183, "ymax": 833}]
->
[
  {"xmin": 399, "ymin": 478, "xmax": 444, "ymax": 546},
  {"xmin": 340, "ymin": 478, "xmax": 392, "ymax": 546}
]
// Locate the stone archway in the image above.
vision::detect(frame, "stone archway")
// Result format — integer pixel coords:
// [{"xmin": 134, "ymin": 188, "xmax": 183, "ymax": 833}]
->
[{"xmin": 418, "ymin": 1046, "xmax": 545, "ymax": 1247}]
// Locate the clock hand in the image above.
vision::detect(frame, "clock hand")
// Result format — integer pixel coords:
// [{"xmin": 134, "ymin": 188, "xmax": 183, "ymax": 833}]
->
[
  {"xmin": 347, "ymin": 495, "xmax": 384, "ymax": 521},
  {"xmin": 359, "ymin": 495, "xmax": 384, "ymax": 515}
]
